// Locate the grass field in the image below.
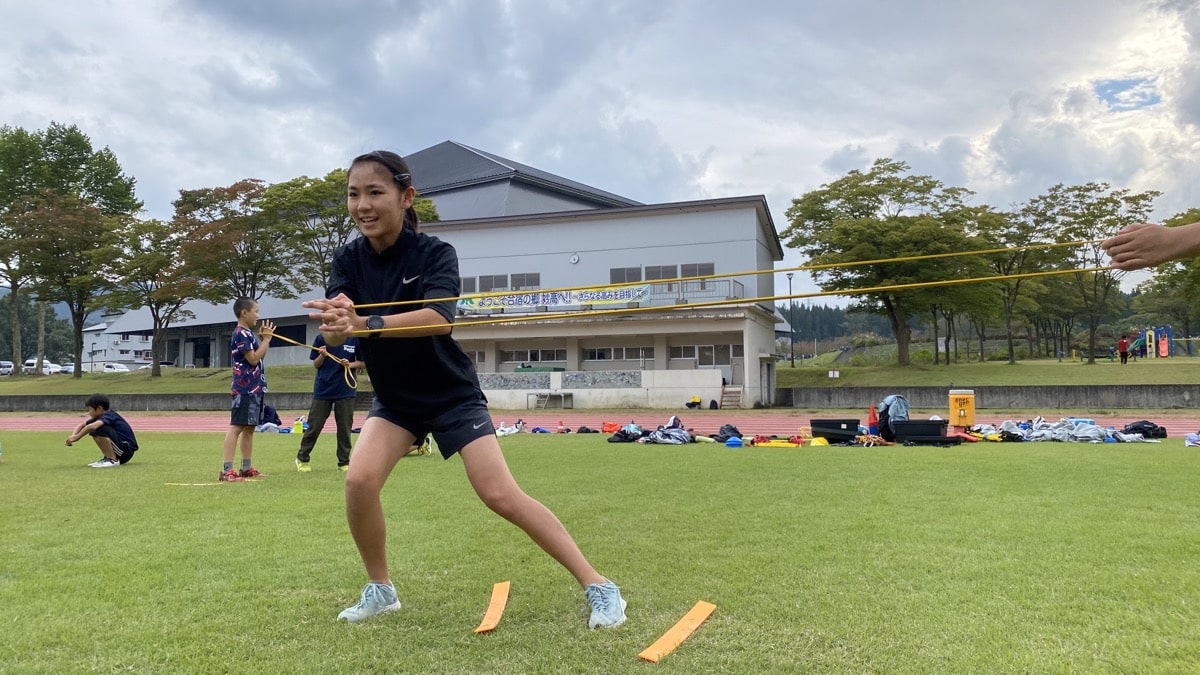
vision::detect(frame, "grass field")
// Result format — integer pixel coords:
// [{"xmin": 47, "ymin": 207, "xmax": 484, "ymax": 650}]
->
[
  {"xmin": 3, "ymin": 432, "xmax": 1200, "ymax": 672},
  {"xmin": 777, "ymin": 356, "xmax": 1200, "ymax": 388}
]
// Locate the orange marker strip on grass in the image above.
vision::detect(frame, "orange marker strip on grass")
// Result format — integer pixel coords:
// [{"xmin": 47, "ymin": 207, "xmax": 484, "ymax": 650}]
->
[
  {"xmin": 474, "ymin": 581, "xmax": 511, "ymax": 633},
  {"xmin": 638, "ymin": 600, "xmax": 716, "ymax": 663}
]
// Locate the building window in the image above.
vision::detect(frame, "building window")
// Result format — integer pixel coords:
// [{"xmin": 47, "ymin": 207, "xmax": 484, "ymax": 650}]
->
[
  {"xmin": 465, "ymin": 351, "xmax": 485, "ymax": 364},
  {"xmin": 528, "ymin": 348, "xmax": 566, "ymax": 362},
  {"xmin": 499, "ymin": 350, "xmax": 528, "ymax": 363},
  {"xmin": 611, "ymin": 346, "xmax": 654, "ymax": 360},
  {"xmin": 669, "ymin": 346, "xmax": 696, "ymax": 360},
  {"xmin": 696, "ymin": 344, "xmax": 738, "ymax": 366},
  {"xmin": 610, "ymin": 267, "xmax": 641, "ymax": 284},
  {"xmin": 645, "ymin": 265, "xmax": 677, "ymax": 291},
  {"xmin": 510, "ymin": 273, "xmax": 541, "ymax": 290},
  {"xmin": 479, "ymin": 274, "xmax": 508, "ymax": 292},
  {"xmin": 461, "ymin": 277, "xmax": 477, "ymax": 294},
  {"xmin": 119, "ymin": 349, "xmax": 131, "ymax": 355},
  {"xmin": 583, "ymin": 347, "xmax": 613, "ymax": 361},
  {"xmin": 681, "ymin": 262, "xmax": 715, "ymax": 289}
]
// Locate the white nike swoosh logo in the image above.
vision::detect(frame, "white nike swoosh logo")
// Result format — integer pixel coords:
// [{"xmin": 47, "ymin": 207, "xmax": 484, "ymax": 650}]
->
[
  {"xmin": 473, "ymin": 421, "xmax": 488, "ymax": 430},
  {"xmin": 403, "ymin": 275, "xmax": 420, "ymax": 284}
]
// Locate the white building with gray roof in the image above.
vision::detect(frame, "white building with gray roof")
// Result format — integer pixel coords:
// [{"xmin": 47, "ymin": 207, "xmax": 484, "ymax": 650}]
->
[{"xmin": 105, "ymin": 141, "xmax": 786, "ymax": 408}]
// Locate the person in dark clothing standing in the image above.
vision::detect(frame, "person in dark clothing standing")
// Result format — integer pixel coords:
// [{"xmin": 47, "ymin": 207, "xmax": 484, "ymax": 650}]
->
[
  {"xmin": 295, "ymin": 335, "xmax": 363, "ymax": 473},
  {"xmin": 302, "ymin": 150, "xmax": 626, "ymax": 628}
]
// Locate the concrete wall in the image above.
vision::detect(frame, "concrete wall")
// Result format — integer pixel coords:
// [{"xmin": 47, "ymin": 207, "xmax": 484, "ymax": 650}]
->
[
  {"xmin": 778, "ymin": 385, "xmax": 1200, "ymax": 410},
  {"xmin": 0, "ymin": 392, "xmax": 374, "ymax": 414}
]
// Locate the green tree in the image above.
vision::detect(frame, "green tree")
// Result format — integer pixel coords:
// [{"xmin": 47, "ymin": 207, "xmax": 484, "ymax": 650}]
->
[
  {"xmin": 259, "ymin": 172, "xmax": 347, "ymax": 294},
  {"xmin": 782, "ymin": 158, "xmax": 975, "ymax": 365},
  {"xmin": 20, "ymin": 192, "xmax": 126, "ymax": 376},
  {"xmin": 0, "ymin": 292, "xmax": 72, "ymax": 364},
  {"xmin": 103, "ymin": 217, "xmax": 201, "ymax": 377},
  {"xmin": 412, "ymin": 194, "xmax": 439, "ymax": 226},
  {"xmin": 973, "ymin": 205, "xmax": 1069, "ymax": 364},
  {"xmin": 0, "ymin": 125, "xmax": 46, "ymax": 373},
  {"xmin": 174, "ymin": 179, "xmax": 297, "ymax": 302},
  {"xmin": 261, "ymin": 168, "xmax": 441, "ymax": 294},
  {"xmin": 1, "ymin": 123, "xmax": 141, "ymax": 376},
  {"xmin": 39, "ymin": 123, "xmax": 140, "ymax": 215},
  {"xmin": 1024, "ymin": 183, "xmax": 1159, "ymax": 364}
]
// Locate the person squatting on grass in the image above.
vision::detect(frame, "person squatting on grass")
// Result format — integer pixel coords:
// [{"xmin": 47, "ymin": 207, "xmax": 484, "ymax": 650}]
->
[
  {"xmin": 221, "ymin": 297, "xmax": 275, "ymax": 483},
  {"xmin": 1103, "ymin": 220, "xmax": 1200, "ymax": 271},
  {"xmin": 65, "ymin": 393, "xmax": 139, "ymax": 468},
  {"xmin": 302, "ymin": 150, "xmax": 627, "ymax": 628},
  {"xmin": 295, "ymin": 334, "xmax": 363, "ymax": 473}
]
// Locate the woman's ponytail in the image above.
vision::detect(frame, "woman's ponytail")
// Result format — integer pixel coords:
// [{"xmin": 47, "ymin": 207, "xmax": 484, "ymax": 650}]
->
[{"xmin": 404, "ymin": 205, "xmax": 420, "ymax": 234}]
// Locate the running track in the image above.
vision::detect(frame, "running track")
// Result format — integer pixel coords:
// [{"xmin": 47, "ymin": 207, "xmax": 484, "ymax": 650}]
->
[{"xmin": 5, "ymin": 409, "xmax": 1198, "ymax": 438}]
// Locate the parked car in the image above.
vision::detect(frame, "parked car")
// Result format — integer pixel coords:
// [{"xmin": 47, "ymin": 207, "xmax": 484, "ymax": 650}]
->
[
  {"xmin": 22, "ymin": 358, "xmax": 61, "ymax": 375},
  {"xmin": 137, "ymin": 361, "xmax": 176, "ymax": 371},
  {"xmin": 59, "ymin": 363, "xmax": 76, "ymax": 374},
  {"xmin": 0, "ymin": 361, "xmax": 12, "ymax": 376},
  {"xmin": 102, "ymin": 363, "xmax": 131, "ymax": 373}
]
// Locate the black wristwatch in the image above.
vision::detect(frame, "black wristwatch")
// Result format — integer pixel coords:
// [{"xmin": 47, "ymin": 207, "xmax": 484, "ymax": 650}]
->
[{"xmin": 366, "ymin": 315, "xmax": 385, "ymax": 335}]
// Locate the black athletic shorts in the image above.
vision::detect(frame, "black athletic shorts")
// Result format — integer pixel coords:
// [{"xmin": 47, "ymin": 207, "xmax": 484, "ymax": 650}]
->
[
  {"xmin": 230, "ymin": 393, "xmax": 265, "ymax": 427},
  {"xmin": 367, "ymin": 398, "xmax": 495, "ymax": 460},
  {"xmin": 91, "ymin": 425, "xmax": 138, "ymax": 464}
]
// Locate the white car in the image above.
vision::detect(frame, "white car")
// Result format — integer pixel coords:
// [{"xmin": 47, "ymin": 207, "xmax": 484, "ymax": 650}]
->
[
  {"xmin": 22, "ymin": 359, "xmax": 61, "ymax": 375},
  {"xmin": 102, "ymin": 363, "xmax": 131, "ymax": 373}
]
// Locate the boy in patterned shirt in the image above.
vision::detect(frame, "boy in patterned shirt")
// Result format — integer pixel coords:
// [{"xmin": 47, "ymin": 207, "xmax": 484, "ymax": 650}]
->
[{"xmin": 220, "ymin": 297, "xmax": 275, "ymax": 482}]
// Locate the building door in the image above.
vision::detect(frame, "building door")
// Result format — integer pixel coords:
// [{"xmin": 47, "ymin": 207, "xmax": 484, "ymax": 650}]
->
[
  {"xmin": 192, "ymin": 338, "xmax": 210, "ymax": 368},
  {"xmin": 760, "ymin": 359, "xmax": 774, "ymax": 406}
]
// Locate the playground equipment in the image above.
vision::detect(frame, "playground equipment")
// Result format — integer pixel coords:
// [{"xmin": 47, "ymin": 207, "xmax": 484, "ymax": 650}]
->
[{"xmin": 1131, "ymin": 326, "xmax": 1173, "ymax": 359}]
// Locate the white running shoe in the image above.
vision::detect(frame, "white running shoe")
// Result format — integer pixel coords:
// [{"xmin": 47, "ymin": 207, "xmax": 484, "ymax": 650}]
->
[{"xmin": 337, "ymin": 582, "xmax": 401, "ymax": 623}]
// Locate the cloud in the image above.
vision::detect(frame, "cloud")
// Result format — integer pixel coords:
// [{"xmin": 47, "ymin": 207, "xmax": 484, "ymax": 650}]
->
[{"xmin": 1, "ymin": 0, "xmax": 1198, "ymax": 254}]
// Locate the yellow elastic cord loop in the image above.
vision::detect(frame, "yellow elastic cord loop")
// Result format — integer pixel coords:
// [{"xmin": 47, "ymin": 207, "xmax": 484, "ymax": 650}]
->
[{"xmin": 262, "ymin": 332, "xmax": 358, "ymax": 389}]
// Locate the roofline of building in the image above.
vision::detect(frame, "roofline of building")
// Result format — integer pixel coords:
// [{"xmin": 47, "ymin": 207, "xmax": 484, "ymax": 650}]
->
[
  {"xmin": 414, "ymin": 141, "xmax": 642, "ymax": 207},
  {"xmin": 426, "ymin": 194, "xmax": 784, "ymax": 260},
  {"xmin": 420, "ymin": 172, "xmax": 643, "ymax": 208}
]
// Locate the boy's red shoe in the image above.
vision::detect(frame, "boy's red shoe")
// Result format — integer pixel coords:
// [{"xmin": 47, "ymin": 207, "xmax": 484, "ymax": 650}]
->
[
  {"xmin": 219, "ymin": 469, "xmax": 244, "ymax": 482},
  {"xmin": 239, "ymin": 467, "xmax": 264, "ymax": 478}
]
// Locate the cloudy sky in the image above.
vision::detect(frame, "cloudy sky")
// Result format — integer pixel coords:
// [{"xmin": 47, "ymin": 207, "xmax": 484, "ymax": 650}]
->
[{"xmin": 2, "ymin": 0, "xmax": 1197, "ymax": 298}]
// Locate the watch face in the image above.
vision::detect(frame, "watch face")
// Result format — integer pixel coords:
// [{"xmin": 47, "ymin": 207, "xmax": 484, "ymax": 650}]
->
[{"xmin": 367, "ymin": 315, "xmax": 384, "ymax": 331}]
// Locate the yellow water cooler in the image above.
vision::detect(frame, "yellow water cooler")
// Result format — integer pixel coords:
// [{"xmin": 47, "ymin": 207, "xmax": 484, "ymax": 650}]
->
[{"xmin": 949, "ymin": 389, "xmax": 975, "ymax": 427}]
